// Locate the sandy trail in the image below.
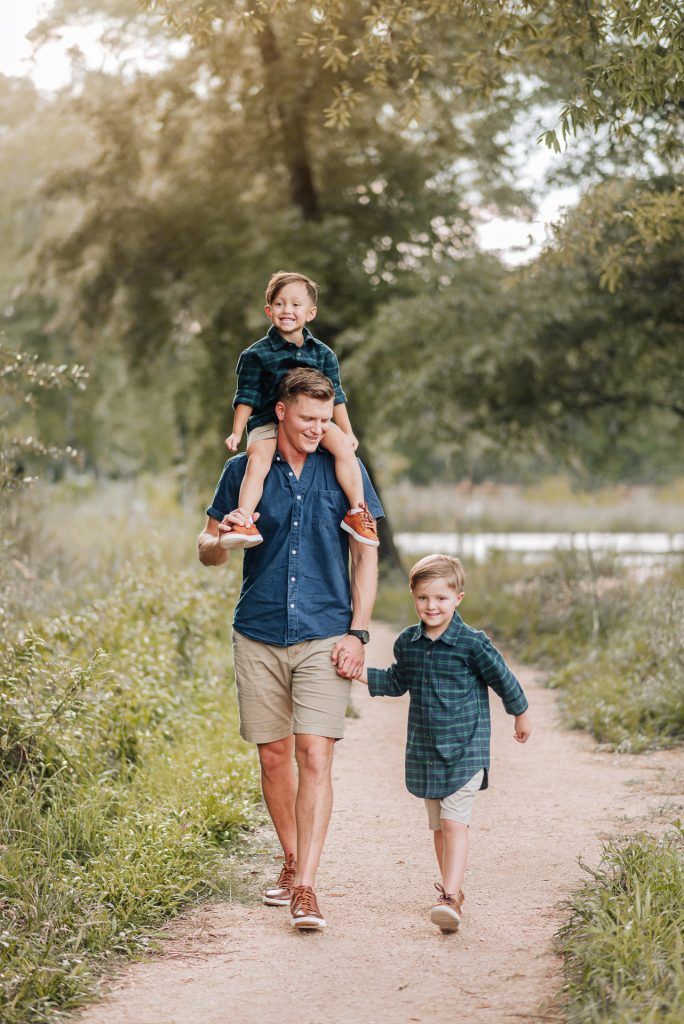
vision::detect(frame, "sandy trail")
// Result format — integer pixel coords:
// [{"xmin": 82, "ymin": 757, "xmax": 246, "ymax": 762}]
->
[{"xmin": 75, "ymin": 622, "xmax": 683, "ymax": 1024}]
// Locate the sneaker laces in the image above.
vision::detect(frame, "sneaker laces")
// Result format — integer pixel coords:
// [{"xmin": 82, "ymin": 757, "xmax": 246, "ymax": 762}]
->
[
  {"xmin": 292, "ymin": 885, "xmax": 317, "ymax": 915},
  {"xmin": 358, "ymin": 503, "xmax": 375, "ymax": 528},
  {"xmin": 434, "ymin": 882, "xmax": 454, "ymax": 904},
  {"xmin": 276, "ymin": 855, "xmax": 296, "ymax": 888}
]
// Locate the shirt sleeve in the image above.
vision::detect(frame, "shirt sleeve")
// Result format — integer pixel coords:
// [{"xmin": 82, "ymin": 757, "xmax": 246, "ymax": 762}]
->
[
  {"xmin": 471, "ymin": 634, "xmax": 528, "ymax": 715},
  {"xmin": 233, "ymin": 348, "xmax": 264, "ymax": 409},
  {"xmin": 322, "ymin": 347, "xmax": 347, "ymax": 406},
  {"xmin": 206, "ymin": 458, "xmax": 242, "ymax": 522},
  {"xmin": 358, "ymin": 460, "xmax": 384, "ymax": 521},
  {"xmin": 367, "ymin": 638, "xmax": 410, "ymax": 697}
]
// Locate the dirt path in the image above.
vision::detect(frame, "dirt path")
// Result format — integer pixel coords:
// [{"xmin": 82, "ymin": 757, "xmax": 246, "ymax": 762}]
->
[{"xmin": 75, "ymin": 623, "xmax": 683, "ymax": 1024}]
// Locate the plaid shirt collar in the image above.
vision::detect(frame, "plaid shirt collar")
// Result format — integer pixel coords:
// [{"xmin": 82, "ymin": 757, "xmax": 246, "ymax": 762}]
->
[
  {"xmin": 267, "ymin": 324, "xmax": 315, "ymax": 351},
  {"xmin": 410, "ymin": 610, "xmax": 466, "ymax": 646}
]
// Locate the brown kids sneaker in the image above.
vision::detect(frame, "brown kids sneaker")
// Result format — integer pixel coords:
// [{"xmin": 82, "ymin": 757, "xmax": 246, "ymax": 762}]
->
[
  {"xmin": 219, "ymin": 520, "xmax": 263, "ymax": 549},
  {"xmin": 340, "ymin": 501, "xmax": 379, "ymax": 547},
  {"xmin": 262, "ymin": 854, "xmax": 297, "ymax": 907},
  {"xmin": 429, "ymin": 883, "xmax": 464, "ymax": 933},
  {"xmin": 289, "ymin": 885, "xmax": 326, "ymax": 930}
]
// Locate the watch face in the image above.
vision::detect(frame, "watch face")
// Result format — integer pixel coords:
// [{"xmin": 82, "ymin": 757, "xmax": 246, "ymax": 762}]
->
[{"xmin": 350, "ymin": 630, "xmax": 370, "ymax": 644}]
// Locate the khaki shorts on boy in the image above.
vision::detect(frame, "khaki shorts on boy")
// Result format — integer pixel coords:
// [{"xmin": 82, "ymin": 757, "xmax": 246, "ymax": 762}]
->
[
  {"xmin": 246, "ymin": 421, "xmax": 278, "ymax": 448},
  {"xmin": 232, "ymin": 629, "xmax": 351, "ymax": 743},
  {"xmin": 424, "ymin": 769, "xmax": 485, "ymax": 829}
]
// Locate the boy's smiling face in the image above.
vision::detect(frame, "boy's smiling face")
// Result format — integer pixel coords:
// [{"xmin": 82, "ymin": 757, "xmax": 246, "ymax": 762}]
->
[
  {"xmin": 265, "ymin": 281, "xmax": 317, "ymax": 341},
  {"xmin": 412, "ymin": 577, "xmax": 464, "ymax": 638}
]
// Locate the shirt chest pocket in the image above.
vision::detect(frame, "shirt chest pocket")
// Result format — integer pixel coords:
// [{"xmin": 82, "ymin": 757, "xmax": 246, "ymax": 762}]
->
[
  {"xmin": 311, "ymin": 489, "xmax": 347, "ymax": 529},
  {"xmin": 430, "ymin": 655, "xmax": 476, "ymax": 702}
]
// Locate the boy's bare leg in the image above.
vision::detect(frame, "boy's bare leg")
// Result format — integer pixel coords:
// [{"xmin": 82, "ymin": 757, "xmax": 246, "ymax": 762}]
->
[
  {"xmin": 440, "ymin": 819, "xmax": 469, "ymax": 895},
  {"xmin": 293, "ymin": 734, "xmax": 335, "ymax": 886},
  {"xmin": 238, "ymin": 436, "xmax": 278, "ymax": 517},
  {"xmin": 433, "ymin": 828, "xmax": 444, "ymax": 874},
  {"xmin": 319, "ymin": 422, "xmax": 364, "ymax": 509},
  {"xmin": 257, "ymin": 736, "xmax": 297, "ymax": 859}
]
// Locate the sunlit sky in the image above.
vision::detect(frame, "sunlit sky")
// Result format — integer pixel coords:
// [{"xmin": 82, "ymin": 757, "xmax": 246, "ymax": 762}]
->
[{"xmin": 0, "ymin": 0, "xmax": 577, "ymax": 263}]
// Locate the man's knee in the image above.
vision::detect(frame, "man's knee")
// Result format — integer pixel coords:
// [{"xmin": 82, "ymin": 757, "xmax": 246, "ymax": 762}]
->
[
  {"xmin": 295, "ymin": 736, "xmax": 334, "ymax": 778},
  {"xmin": 258, "ymin": 737, "xmax": 293, "ymax": 777}
]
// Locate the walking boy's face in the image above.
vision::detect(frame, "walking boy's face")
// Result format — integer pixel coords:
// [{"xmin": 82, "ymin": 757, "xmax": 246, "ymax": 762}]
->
[
  {"xmin": 265, "ymin": 282, "xmax": 317, "ymax": 338},
  {"xmin": 412, "ymin": 578, "xmax": 464, "ymax": 635}
]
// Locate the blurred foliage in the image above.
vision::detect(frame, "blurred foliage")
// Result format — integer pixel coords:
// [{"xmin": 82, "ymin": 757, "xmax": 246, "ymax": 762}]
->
[{"xmin": 0, "ymin": 0, "xmax": 680, "ymax": 489}]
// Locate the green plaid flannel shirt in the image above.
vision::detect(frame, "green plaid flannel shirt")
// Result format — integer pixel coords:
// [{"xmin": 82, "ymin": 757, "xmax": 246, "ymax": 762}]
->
[
  {"xmin": 233, "ymin": 325, "xmax": 347, "ymax": 432},
  {"xmin": 367, "ymin": 612, "xmax": 528, "ymax": 799}
]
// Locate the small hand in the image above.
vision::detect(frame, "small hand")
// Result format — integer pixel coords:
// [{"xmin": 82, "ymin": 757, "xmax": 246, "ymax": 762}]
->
[
  {"xmin": 217, "ymin": 508, "xmax": 260, "ymax": 536},
  {"xmin": 225, "ymin": 432, "xmax": 242, "ymax": 451},
  {"xmin": 331, "ymin": 635, "xmax": 365, "ymax": 679},
  {"xmin": 514, "ymin": 712, "xmax": 531, "ymax": 743}
]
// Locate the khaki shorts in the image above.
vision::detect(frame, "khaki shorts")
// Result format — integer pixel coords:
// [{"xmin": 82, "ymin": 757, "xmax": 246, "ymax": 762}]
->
[
  {"xmin": 424, "ymin": 769, "xmax": 484, "ymax": 829},
  {"xmin": 232, "ymin": 630, "xmax": 350, "ymax": 744},
  {"xmin": 246, "ymin": 422, "xmax": 278, "ymax": 448}
]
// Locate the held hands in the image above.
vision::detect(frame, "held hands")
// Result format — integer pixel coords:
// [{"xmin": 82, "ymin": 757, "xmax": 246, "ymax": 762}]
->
[
  {"xmin": 225, "ymin": 432, "xmax": 242, "ymax": 452},
  {"xmin": 514, "ymin": 712, "xmax": 532, "ymax": 743},
  {"xmin": 331, "ymin": 635, "xmax": 365, "ymax": 680}
]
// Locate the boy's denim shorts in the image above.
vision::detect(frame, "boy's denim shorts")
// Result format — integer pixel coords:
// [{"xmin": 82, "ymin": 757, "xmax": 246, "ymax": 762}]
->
[{"xmin": 424, "ymin": 769, "xmax": 485, "ymax": 829}]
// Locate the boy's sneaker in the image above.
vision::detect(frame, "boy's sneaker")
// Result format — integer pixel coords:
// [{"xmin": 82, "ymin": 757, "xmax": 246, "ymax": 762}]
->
[
  {"xmin": 429, "ymin": 883, "xmax": 464, "ymax": 933},
  {"xmin": 263, "ymin": 854, "xmax": 296, "ymax": 906},
  {"xmin": 341, "ymin": 502, "xmax": 379, "ymax": 547},
  {"xmin": 290, "ymin": 885, "xmax": 326, "ymax": 930},
  {"xmin": 219, "ymin": 521, "xmax": 263, "ymax": 548}
]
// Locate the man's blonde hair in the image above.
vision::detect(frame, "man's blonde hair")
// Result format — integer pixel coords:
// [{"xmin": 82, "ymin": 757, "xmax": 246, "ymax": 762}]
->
[
  {"xmin": 409, "ymin": 554, "xmax": 466, "ymax": 593},
  {"xmin": 265, "ymin": 271, "xmax": 319, "ymax": 306}
]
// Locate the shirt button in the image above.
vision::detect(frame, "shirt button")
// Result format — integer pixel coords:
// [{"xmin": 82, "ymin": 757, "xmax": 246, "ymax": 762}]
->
[
  {"xmin": 296, "ymin": 495, "xmax": 302, "ymax": 500},
  {"xmin": 289, "ymin": 471, "xmax": 293, "ymax": 476},
  {"xmin": 291, "ymin": 576, "xmax": 296, "ymax": 582},
  {"xmin": 292, "ymin": 549, "xmax": 297, "ymax": 554},
  {"xmin": 290, "ymin": 603, "xmax": 295, "ymax": 608},
  {"xmin": 294, "ymin": 521, "xmax": 299, "ymax": 526},
  {"xmin": 276, "ymin": 456, "xmax": 280, "ymax": 461}
]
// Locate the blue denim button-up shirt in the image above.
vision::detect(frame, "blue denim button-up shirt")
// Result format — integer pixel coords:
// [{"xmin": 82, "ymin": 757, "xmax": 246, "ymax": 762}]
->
[{"xmin": 207, "ymin": 449, "xmax": 383, "ymax": 646}]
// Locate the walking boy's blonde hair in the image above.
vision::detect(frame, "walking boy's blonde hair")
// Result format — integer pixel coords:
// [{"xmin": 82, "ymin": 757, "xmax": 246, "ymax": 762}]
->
[{"xmin": 409, "ymin": 554, "xmax": 466, "ymax": 592}]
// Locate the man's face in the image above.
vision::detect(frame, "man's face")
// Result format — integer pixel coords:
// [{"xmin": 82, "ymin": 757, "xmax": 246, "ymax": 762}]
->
[
  {"xmin": 276, "ymin": 394, "xmax": 335, "ymax": 453},
  {"xmin": 265, "ymin": 282, "xmax": 317, "ymax": 337}
]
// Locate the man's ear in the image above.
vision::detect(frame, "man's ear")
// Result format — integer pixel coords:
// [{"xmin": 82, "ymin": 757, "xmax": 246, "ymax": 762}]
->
[{"xmin": 275, "ymin": 400, "xmax": 286, "ymax": 422}]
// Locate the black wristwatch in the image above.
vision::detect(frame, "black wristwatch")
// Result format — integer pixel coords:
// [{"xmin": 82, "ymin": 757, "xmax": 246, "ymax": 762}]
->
[{"xmin": 347, "ymin": 629, "xmax": 370, "ymax": 645}]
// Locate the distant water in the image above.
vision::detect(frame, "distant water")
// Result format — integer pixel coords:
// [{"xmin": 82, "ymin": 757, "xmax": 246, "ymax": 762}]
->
[{"xmin": 394, "ymin": 532, "xmax": 684, "ymax": 565}]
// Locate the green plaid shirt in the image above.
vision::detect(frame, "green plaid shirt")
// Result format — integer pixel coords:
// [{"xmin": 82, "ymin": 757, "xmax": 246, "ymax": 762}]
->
[
  {"xmin": 233, "ymin": 325, "xmax": 347, "ymax": 432},
  {"xmin": 367, "ymin": 612, "xmax": 528, "ymax": 799}
]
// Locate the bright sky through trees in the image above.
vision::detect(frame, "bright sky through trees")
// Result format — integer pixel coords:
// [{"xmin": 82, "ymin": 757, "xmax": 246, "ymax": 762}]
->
[{"xmin": 0, "ymin": 0, "xmax": 577, "ymax": 264}]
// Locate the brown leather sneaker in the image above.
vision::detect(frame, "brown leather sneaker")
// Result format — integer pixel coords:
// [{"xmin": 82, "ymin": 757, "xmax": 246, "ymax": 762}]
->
[
  {"xmin": 290, "ymin": 885, "xmax": 326, "ymax": 930},
  {"xmin": 263, "ymin": 854, "xmax": 297, "ymax": 906},
  {"xmin": 340, "ymin": 501, "xmax": 379, "ymax": 547},
  {"xmin": 429, "ymin": 883, "xmax": 464, "ymax": 933},
  {"xmin": 219, "ymin": 521, "xmax": 263, "ymax": 549}
]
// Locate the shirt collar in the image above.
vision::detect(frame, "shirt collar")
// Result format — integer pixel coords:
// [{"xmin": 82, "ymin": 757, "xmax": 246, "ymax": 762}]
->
[
  {"xmin": 267, "ymin": 324, "xmax": 314, "ymax": 350},
  {"xmin": 410, "ymin": 610, "xmax": 465, "ymax": 646}
]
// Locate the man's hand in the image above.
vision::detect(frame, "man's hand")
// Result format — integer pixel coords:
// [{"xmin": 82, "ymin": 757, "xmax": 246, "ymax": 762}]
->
[
  {"xmin": 332, "ymin": 635, "xmax": 365, "ymax": 680},
  {"xmin": 514, "ymin": 712, "xmax": 532, "ymax": 743},
  {"xmin": 218, "ymin": 508, "xmax": 260, "ymax": 536},
  {"xmin": 225, "ymin": 432, "xmax": 242, "ymax": 452}
]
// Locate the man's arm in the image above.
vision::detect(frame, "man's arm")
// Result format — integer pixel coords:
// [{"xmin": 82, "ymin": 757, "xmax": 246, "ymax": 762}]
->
[{"xmin": 332, "ymin": 539, "xmax": 378, "ymax": 679}]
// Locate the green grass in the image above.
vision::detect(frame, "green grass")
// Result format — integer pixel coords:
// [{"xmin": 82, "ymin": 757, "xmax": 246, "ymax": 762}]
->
[
  {"xmin": 0, "ymin": 482, "xmax": 262, "ymax": 1024},
  {"xmin": 557, "ymin": 827, "xmax": 684, "ymax": 1024}
]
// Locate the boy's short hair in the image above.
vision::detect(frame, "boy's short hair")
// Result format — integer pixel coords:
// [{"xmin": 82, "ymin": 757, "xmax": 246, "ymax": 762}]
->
[
  {"xmin": 265, "ymin": 271, "xmax": 319, "ymax": 306},
  {"xmin": 277, "ymin": 367, "xmax": 334, "ymax": 405},
  {"xmin": 409, "ymin": 554, "xmax": 466, "ymax": 593}
]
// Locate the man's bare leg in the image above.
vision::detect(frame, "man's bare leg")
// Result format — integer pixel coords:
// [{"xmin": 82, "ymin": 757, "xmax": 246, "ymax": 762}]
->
[
  {"xmin": 294, "ymin": 734, "xmax": 335, "ymax": 886},
  {"xmin": 257, "ymin": 736, "xmax": 297, "ymax": 859}
]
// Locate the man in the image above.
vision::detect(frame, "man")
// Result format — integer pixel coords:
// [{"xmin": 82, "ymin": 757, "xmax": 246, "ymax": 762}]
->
[{"xmin": 198, "ymin": 367, "xmax": 382, "ymax": 930}]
